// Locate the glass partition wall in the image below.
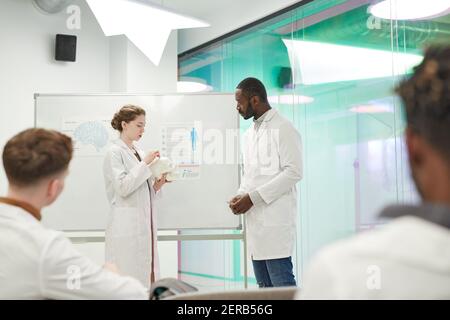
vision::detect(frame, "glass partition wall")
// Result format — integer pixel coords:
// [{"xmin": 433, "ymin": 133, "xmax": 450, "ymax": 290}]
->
[{"xmin": 177, "ymin": 0, "xmax": 450, "ymax": 290}]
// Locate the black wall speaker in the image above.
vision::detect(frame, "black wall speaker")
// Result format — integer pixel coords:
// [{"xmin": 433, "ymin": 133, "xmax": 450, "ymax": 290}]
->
[
  {"xmin": 277, "ymin": 66, "xmax": 293, "ymax": 89},
  {"xmin": 55, "ymin": 34, "xmax": 77, "ymax": 62}
]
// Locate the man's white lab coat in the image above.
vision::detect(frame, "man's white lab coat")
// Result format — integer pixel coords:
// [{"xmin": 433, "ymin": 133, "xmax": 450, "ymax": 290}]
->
[
  {"xmin": 239, "ymin": 109, "xmax": 303, "ymax": 260},
  {"xmin": 0, "ymin": 203, "xmax": 148, "ymax": 299}
]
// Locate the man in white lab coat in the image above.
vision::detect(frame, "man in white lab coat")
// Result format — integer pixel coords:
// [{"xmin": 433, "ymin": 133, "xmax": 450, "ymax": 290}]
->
[
  {"xmin": 297, "ymin": 45, "xmax": 450, "ymax": 299},
  {"xmin": 229, "ymin": 77, "xmax": 303, "ymax": 287},
  {"xmin": 0, "ymin": 128, "xmax": 149, "ymax": 299}
]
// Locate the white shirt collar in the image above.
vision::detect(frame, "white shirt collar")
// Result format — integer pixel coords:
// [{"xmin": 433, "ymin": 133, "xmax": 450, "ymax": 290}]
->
[
  {"xmin": 253, "ymin": 109, "xmax": 271, "ymax": 124},
  {"xmin": 0, "ymin": 202, "xmax": 41, "ymax": 225}
]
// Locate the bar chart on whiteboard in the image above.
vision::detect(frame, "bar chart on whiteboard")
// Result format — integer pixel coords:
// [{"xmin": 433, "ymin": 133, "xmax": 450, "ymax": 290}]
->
[{"xmin": 161, "ymin": 121, "xmax": 202, "ymax": 180}]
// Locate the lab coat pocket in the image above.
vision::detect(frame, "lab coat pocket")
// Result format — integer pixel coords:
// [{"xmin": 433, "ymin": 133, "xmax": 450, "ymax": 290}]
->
[
  {"xmin": 262, "ymin": 195, "xmax": 293, "ymax": 227},
  {"xmin": 111, "ymin": 207, "xmax": 140, "ymax": 236}
]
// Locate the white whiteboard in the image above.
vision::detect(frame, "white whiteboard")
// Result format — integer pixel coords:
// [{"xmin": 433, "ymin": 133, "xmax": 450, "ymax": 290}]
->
[{"xmin": 35, "ymin": 93, "xmax": 241, "ymax": 231}]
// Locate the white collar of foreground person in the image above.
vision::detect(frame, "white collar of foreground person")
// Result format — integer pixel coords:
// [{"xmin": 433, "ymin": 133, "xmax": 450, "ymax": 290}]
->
[
  {"xmin": 114, "ymin": 137, "xmax": 140, "ymax": 154},
  {"xmin": 296, "ymin": 203, "xmax": 450, "ymax": 300},
  {"xmin": 0, "ymin": 199, "xmax": 150, "ymax": 300},
  {"xmin": 379, "ymin": 203, "xmax": 450, "ymax": 229}
]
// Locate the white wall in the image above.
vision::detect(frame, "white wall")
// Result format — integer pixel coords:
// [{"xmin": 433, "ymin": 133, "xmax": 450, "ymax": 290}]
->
[
  {"xmin": 126, "ymin": 32, "xmax": 177, "ymax": 93},
  {"xmin": 0, "ymin": 0, "xmax": 178, "ymax": 280},
  {"xmin": 109, "ymin": 33, "xmax": 177, "ymax": 93},
  {"xmin": 0, "ymin": 0, "xmax": 110, "ymax": 192},
  {"xmin": 109, "ymin": 35, "xmax": 129, "ymax": 92}
]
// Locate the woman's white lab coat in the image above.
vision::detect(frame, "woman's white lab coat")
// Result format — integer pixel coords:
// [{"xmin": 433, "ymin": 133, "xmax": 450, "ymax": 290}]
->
[
  {"xmin": 103, "ymin": 139, "xmax": 160, "ymax": 288},
  {"xmin": 239, "ymin": 109, "xmax": 303, "ymax": 260}
]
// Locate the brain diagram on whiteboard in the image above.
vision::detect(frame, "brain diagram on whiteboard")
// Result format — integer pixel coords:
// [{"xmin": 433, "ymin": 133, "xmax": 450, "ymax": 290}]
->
[{"xmin": 61, "ymin": 117, "xmax": 115, "ymax": 156}]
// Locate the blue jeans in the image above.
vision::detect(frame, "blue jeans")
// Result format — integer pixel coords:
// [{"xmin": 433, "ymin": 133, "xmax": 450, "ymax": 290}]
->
[{"xmin": 252, "ymin": 257, "xmax": 297, "ymax": 287}]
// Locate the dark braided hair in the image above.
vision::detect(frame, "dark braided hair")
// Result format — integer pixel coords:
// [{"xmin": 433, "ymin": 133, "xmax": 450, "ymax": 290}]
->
[{"xmin": 396, "ymin": 45, "xmax": 450, "ymax": 161}]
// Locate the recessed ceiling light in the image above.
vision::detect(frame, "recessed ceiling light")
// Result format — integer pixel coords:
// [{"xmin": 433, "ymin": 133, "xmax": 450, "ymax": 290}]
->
[
  {"xmin": 283, "ymin": 39, "xmax": 423, "ymax": 85},
  {"xmin": 350, "ymin": 104, "xmax": 393, "ymax": 114},
  {"xmin": 369, "ymin": 0, "xmax": 450, "ymax": 20},
  {"xmin": 177, "ymin": 81, "xmax": 212, "ymax": 93},
  {"xmin": 33, "ymin": 0, "xmax": 70, "ymax": 14},
  {"xmin": 268, "ymin": 94, "xmax": 314, "ymax": 105}
]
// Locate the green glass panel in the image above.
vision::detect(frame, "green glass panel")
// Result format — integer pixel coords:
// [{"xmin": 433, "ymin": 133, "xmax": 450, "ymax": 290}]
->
[{"xmin": 177, "ymin": 0, "xmax": 450, "ymax": 289}]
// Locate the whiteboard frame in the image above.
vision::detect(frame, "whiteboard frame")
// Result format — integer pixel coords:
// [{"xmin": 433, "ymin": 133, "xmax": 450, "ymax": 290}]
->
[{"xmin": 64, "ymin": 229, "xmax": 248, "ymax": 289}]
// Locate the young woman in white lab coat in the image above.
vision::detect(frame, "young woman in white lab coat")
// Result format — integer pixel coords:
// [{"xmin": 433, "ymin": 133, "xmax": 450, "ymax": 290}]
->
[{"xmin": 103, "ymin": 105, "xmax": 168, "ymax": 288}]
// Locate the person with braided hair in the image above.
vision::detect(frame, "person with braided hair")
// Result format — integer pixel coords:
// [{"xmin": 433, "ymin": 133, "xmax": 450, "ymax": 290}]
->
[{"xmin": 297, "ymin": 45, "xmax": 450, "ymax": 299}]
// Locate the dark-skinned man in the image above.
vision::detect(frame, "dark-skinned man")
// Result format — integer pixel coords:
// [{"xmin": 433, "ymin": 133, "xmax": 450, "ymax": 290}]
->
[{"xmin": 229, "ymin": 77, "xmax": 303, "ymax": 287}]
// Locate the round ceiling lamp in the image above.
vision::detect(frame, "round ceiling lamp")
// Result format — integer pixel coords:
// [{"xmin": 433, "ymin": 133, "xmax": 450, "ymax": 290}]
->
[
  {"xmin": 177, "ymin": 79, "xmax": 213, "ymax": 93},
  {"xmin": 369, "ymin": 0, "xmax": 450, "ymax": 20},
  {"xmin": 33, "ymin": 0, "xmax": 71, "ymax": 14}
]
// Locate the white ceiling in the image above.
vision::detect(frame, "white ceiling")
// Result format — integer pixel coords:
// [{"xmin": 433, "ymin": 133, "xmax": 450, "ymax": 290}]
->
[
  {"xmin": 153, "ymin": 0, "xmax": 305, "ymax": 53},
  {"xmin": 160, "ymin": 0, "xmax": 233, "ymax": 19}
]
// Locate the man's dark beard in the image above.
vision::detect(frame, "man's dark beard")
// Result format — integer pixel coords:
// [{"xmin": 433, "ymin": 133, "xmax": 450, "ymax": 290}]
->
[{"xmin": 244, "ymin": 100, "xmax": 254, "ymax": 120}]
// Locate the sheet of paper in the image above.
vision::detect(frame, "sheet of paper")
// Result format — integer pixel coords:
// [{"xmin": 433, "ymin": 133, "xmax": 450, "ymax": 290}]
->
[{"xmin": 161, "ymin": 122, "xmax": 202, "ymax": 180}]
